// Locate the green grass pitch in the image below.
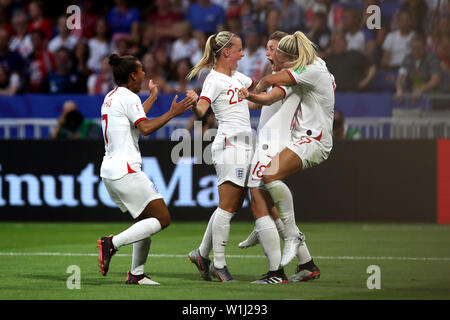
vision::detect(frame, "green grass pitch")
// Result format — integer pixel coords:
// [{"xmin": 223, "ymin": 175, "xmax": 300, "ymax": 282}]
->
[{"xmin": 0, "ymin": 221, "xmax": 449, "ymax": 300}]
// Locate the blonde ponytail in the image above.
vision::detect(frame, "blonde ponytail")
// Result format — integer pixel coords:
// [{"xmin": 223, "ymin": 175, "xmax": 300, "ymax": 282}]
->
[
  {"xmin": 277, "ymin": 31, "xmax": 317, "ymax": 71},
  {"xmin": 186, "ymin": 31, "xmax": 237, "ymax": 80}
]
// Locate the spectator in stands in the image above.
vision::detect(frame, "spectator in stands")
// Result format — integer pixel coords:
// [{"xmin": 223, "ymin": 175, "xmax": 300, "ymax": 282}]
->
[
  {"xmin": 87, "ymin": 18, "xmax": 111, "ymax": 74},
  {"xmin": 237, "ymin": 27, "xmax": 267, "ymax": 82},
  {"xmin": 10, "ymin": 11, "xmax": 33, "ymax": 60},
  {"xmin": 278, "ymin": 0, "xmax": 304, "ymax": 34},
  {"xmin": 303, "ymin": 0, "xmax": 344, "ymax": 33},
  {"xmin": 395, "ymin": 33, "xmax": 443, "ymax": 102},
  {"xmin": 137, "ymin": 24, "xmax": 157, "ymax": 59},
  {"xmin": 240, "ymin": 0, "xmax": 256, "ymax": 35},
  {"xmin": 362, "ymin": 0, "xmax": 389, "ymax": 65},
  {"xmin": 324, "ymin": 32, "xmax": 376, "ymax": 92},
  {"xmin": 427, "ymin": 13, "xmax": 450, "ymax": 94},
  {"xmin": 191, "ymin": 30, "xmax": 207, "ymax": 67},
  {"xmin": 27, "ymin": 29, "xmax": 55, "ymax": 92},
  {"xmin": 140, "ymin": 52, "xmax": 168, "ymax": 94},
  {"xmin": 0, "ymin": 64, "xmax": 20, "ymax": 95},
  {"xmin": 170, "ymin": 22, "xmax": 198, "ymax": 65},
  {"xmin": 41, "ymin": 47, "xmax": 86, "ymax": 94},
  {"xmin": 381, "ymin": 9, "xmax": 415, "ymax": 70},
  {"xmin": 73, "ymin": 41, "xmax": 91, "ymax": 78},
  {"xmin": 51, "ymin": 100, "xmax": 100, "ymax": 139},
  {"xmin": 0, "ymin": 4, "xmax": 12, "ymax": 35},
  {"xmin": 340, "ymin": 7, "xmax": 372, "ymax": 56},
  {"xmin": 87, "ymin": 55, "xmax": 114, "ymax": 95},
  {"xmin": 71, "ymin": 0, "xmax": 99, "ymax": 39},
  {"xmin": 264, "ymin": 7, "xmax": 281, "ymax": 38},
  {"xmin": 333, "ymin": 109, "xmax": 362, "ymax": 140},
  {"xmin": 146, "ymin": 0, "xmax": 184, "ymax": 44},
  {"xmin": 113, "ymin": 36, "xmax": 131, "ymax": 56},
  {"xmin": 226, "ymin": 16, "xmax": 243, "ymax": 40},
  {"xmin": 252, "ymin": 0, "xmax": 274, "ymax": 33},
  {"xmin": 153, "ymin": 45, "xmax": 171, "ymax": 79},
  {"xmin": 225, "ymin": 0, "xmax": 241, "ymax": 20},
  {"xmin": 127, "ymin": 36, "xmax": 141, "ymax": 57},
  {"xmin": 27, "ymin": 0, "xmax": 53, "ymax": 40},
  {"xmin": 392, "ymin": 0, "xmax": 429, "ymax": 34},
  {"xmin": 0, "ymin": 28, "xmax": 25, "ymax": 90},
  {"xmin": 427, "ymin": 0, "xmax": 450, "ymax": 16},
  {"xmin": 429, "ymin": 15, "xmax": 450, "ymax": 77},
  {"xmin": 107, "ymin": 0, "xmax": 140, "ymax": 40},
  {"xmin": 185, "ymin": 0, "xmax": 226, "ymax": 35},
  {"xmin": 307, "ymin": 3, "xmax": 332, "ymax": 57},
  {"xmin": 167, "ymin": 58, "xmax": 200, "ymax": 94},
  {"xmin": 48, "ymin": 15, "xmax": 78, "ymax": 53}
]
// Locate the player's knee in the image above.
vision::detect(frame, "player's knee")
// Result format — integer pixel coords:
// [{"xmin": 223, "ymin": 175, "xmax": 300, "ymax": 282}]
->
[
  {"xmin": 250, "ymin": 197, "xmax": 265, "ymax": 219},
  {"xmin": 250, "ymin": 196, "xmax": 258, "ymax": 211},
  {"xmin": 159, "ymin": 214, "xmax": 171, "ymax": 229},
  {"xmin": 250, "ymin": 198, "xmax": 258, "ymax": 219},
  {"xmin": 219, "ymin": 198, "xmax": 243, "ymax": 213}
]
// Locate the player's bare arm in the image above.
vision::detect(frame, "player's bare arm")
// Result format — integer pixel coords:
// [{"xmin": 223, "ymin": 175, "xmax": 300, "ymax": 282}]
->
[
  {"xmin": 254, "ymin": 70, "xmax": 296, "ymax": 93},
  {"xmin": 142, "ymin": 80, "xmax": 158, "ymax": 114},
  {"xmin": 191, "ymin": 97, "xmax": 210, "ymax": 118},
  {"xmin": 137, "ymin": 94, "xmax": 196, "ymax": 136},
  {"xmin": 239, "ymin": 86, "xmax": 285, "ymax": 106}
]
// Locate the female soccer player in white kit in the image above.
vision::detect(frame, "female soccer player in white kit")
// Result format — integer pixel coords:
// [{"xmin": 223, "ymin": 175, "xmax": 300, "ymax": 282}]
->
[
  {"xmin": 240, "ymin": 32, "xmax": 304, "ymax": 284},
  {"xmin": 96, "ymin": 54, "xmax": 197, "ymax": 285},
  {"xmin": 240, "ymin": 31, "xmax": 335, "ymax": 282},
  {"xmin": 186, "ymin": 31, "xmax": 255, "ymax": 282}
]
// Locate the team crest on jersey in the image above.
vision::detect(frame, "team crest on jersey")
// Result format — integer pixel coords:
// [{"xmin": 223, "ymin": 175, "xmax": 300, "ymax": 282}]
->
[{"xmin": 236, "ymin": 168, "xmax": 244, "ymax": 179}]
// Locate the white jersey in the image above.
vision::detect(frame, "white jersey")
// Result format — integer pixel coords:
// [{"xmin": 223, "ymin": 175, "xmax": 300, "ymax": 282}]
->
[
  {"xmin": 248, "ymin": 84, "xmax": 301, "ymax": 188},
  {"xmin": 286, "ymin": 58, "xmax": 335, "ymax": 153},
  {"xmin": 100, "ymin": 86, "xmax": 147, "ymax": 180},
  {"xmin": 199, "ymin": 69, "xmax": 254, "ymax": 149},
  {"xmin": 257, "ymin": 84, "xmax": 300, "ymax": 145}
]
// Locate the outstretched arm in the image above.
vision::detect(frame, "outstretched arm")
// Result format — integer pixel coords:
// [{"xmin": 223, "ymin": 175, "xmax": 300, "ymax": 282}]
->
[
  {"xmin": 254, "ymin": 70, "xmax": 296, "ymax": 93},
  {"xmin": 191, "ymin": 97, "xmax": 210, "ymax": 118},
  {"xmin": 137, "ymin": 91, "xmax": 197, "ymax": 136},
  {"xmin": 142, "ymin": 80, "xmax": 158, "ymax": 114}
]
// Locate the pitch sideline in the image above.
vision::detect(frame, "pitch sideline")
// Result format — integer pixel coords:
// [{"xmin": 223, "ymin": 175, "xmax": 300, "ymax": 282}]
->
[{"xmin": 0, "ymin": 252, "xmax": 449, "ymax": 261}]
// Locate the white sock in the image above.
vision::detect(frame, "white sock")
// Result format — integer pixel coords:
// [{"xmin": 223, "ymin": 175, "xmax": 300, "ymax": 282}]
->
[
  {"xmin": 297, "ymin": 241, "xmax": 312, "ymax": 265},
  {"xmin": 255, "ymin": 216, "xmax": 281, "ymax": 271},
  {"xmin": 131, "ymin": 237, "xmax": 151, "ymax": 275},
  {"xmin": 112, "ymin": 218, "xmax": 162, "ymax": 249},
  {"xmin": 274, "ymin": 218, "xmax": 286, "ymax": 240},
  {"xmin": 265, "ymin": 180, "xmax": 297, "ymax": 239},
  {"xmin": 199, "ymin": 209, "xmax": 218, "ymax": 258},
  {"xmin": 212, "ymin": 208, "xmax": 234, "ymax": 269}
]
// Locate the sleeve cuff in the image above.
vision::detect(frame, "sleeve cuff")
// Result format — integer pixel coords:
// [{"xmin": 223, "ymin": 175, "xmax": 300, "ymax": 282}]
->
[
  {"xmin": 134, "ymin": 117, "xmax": 147, "ymax": 127},
  {"xmin": 286, "ymin": 70, "xmax": 297, "ymax": 84},
  {"xmin": 274, "ymin": 85, "xmax": 286, "ymax": 98},
  {"xmin": 248, "ymin": 79, "xmax": 255, "ymax": 90},
  {"xmin": 199, "ymin": 96, "xmax": 211, "ymax": 105}
]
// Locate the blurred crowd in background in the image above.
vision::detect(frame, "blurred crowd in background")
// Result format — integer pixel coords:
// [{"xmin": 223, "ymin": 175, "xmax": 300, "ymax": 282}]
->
[{"xmin": 0, "ymin": 0, "xmax": 449, "ymax": 98}]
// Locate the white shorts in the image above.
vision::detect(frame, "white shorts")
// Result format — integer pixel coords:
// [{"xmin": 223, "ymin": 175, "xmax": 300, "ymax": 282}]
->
[
  {"xmin": 212, "ymin": 146, "xmax": 252, "ymax": 187},
  {"xmin": 286, "ymin": 136, "xmax": 329, "ymax": 170},
  {"xmin": 102, "ymin": 170, "xmax": 163, "ymax": 219},
  {"xmin": 247, "ymin": 138, "xmax": 288, "ymax": 188}
]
